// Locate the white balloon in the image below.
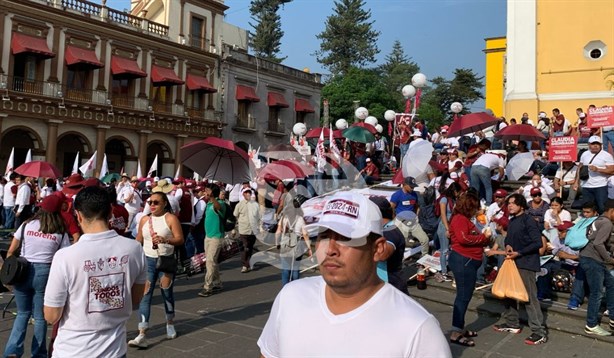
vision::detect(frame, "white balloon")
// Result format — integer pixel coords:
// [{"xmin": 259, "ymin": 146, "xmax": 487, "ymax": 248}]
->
[
  {"xmin": 364, "ymin": 116, "xmax": 378, "ymax": 127},
  {"xmin": 384, "ymin": 110, "xmax": 396, "ymax": 122},
  {"xmin": 355, "ymin": 107, "xmax": 369, "ymax": 120},
  {"xmin": 293, "ymin": 122, "xmax": 307, "ymax": 136},
  {"xmin": 450, "ymin": 102, "xmax": 463, "ymax": 114},
  {"xmin": 335, "ymin": 118, "xmax": 348, "ymax": 130},
  {"xmin": 402, "ymin": 85, "xmax": 416, "ymax": 98},
  {"xmin": 411, "ymin": 73, "xmax": 427, "ymax": 88},
  {"xmin": 375, "ymin": 124, "xmax": 383, "ymax": 133}
]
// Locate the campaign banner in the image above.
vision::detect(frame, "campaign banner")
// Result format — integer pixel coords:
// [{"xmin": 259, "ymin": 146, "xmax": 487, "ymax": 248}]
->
[
  {"xmin": 395, "ymin": 113, "xmax": 413, "ymax": 126},
  {"xmin": 548, "ymin": 136, "xmax": 577, "ymax": 162},
  {"xmin": 587, "ymin": 106, "xmax": 614, "ymax": 128}
]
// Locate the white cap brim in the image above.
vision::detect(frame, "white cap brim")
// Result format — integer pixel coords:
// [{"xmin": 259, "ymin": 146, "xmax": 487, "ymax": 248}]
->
[{"xmin": 305, "ymin": 221, "xmax": 370, "ymax": 246}]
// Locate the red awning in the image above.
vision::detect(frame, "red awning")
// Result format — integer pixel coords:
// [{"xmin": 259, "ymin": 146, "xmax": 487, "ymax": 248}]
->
[
  {"xmin": 65, "ymin": 45, "xmax": 104, "ymax": 68},
  {"xmin": 11, "ymin": 32, "xmax": 55, "ymax": 59},
  {"xmin": 267, "ymin": 92, "xmax": 289, "ymax": 108},
  {"xmin": 111, "ymin": 56, "xmax": 147, "ymax": 78},
  {"xmin": 236, "ymin": 85, "xmax": 260, "ymax": 102},
  {"xmin": 186, "ymin": 74, "xmax": 217, "ymax": 92},
  {"xmin": 151, "ymin": 65, "xmax": 184, "ymax": 85},
  {"xmin": 295, "ymin": 98, "xmax": 315, "ymax": 113}
]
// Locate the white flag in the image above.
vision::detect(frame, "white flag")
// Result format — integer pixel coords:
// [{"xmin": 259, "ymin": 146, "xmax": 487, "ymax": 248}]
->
[
  {"xmin": 72, "ymin": 152, "xmax": 80, "ymax": 174},
  {"xmin": 316, "ymin": 128, "xmax": 326, "ymax": 172},
  {"xmin": 193, "ymin": 171, "xmax": 200, "ymax": 181},
  {"xmin": 147, "ymin": 154, "xmax": 158, "ymax": 178},
  {"xmin": 136, "ymin": 161, "xmax": 143, "ymax": 178},
  {"xmin": 174, "ymin": 165, "xmax": 181, "ymax": 180},
  {"xmin": 25, "ymin": 149, "xmax": 32, "ymax": 163},
  {"xmin": 5, "ymin": 147, "xmax": 14, "ymax": 177},
  {"xmin": 79, "ymin": 150, "xmax": 97, "ymax": 177},
  {"xmin": 99, "ymin": 154, "xmax": 109, "ymax": 180},
  {"xmin": 330, "ymin": 124, "xmax": 341, "ymax": 162}
]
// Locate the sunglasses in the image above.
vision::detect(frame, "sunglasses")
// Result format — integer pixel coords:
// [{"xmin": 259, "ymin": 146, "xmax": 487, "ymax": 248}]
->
[
  {"xmin": 147, "ymin": 200, "xmax": 161, "ymax": 206},
  {"xmin": 531, "ymin": 193, "xmax": 542, "ymax": 197}
]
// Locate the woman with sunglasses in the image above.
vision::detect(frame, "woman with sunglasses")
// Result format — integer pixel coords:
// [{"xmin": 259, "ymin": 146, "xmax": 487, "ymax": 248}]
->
[
  {"xmin": 526, "ymin": 188, "xmax": 550, "ymax": 231},
  {"xmin": 129, "ymin": 192, "xmax": 184, "ymax": 349}
]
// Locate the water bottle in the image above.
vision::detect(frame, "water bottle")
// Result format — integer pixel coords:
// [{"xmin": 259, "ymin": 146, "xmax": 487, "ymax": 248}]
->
[
  {"xmin": 417, "ymin": 267, "xmax": 427, "ymax": 290},
  {"xmin": 152, "ymin": 232, "xmax": 158, "ymax": 250}
]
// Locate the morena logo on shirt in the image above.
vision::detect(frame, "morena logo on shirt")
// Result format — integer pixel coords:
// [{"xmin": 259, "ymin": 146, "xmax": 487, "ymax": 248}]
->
[
  {"xmin": 27, "ymin": 230, "xmax": 59, "ymax": 241},
  {"xmin": 323, "ymin": 199, "xmax": 359, "ymax": 219}
]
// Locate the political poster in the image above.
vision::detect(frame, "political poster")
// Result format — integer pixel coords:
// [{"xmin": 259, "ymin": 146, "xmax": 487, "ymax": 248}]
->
[
  {"xmin": 587, "ymin": 106, "xmax": 614, "ymax": 128},
  {"xmin": 548, "ymin": 136, "xmax": 577, "ymax": 162}
]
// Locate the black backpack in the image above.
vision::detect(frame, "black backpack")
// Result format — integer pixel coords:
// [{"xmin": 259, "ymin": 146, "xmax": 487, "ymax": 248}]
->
[{"xmin": 222, "ymin": 202, "xmax": 235, "ymax": 232}]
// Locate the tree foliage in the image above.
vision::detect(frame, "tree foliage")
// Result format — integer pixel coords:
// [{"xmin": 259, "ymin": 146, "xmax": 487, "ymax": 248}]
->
[
  {"xmin": 249, "ymin": 0, "xmax": 292, "ymax": 63},
  {"xmin": 315, "ymin": 0, "xmax": 380, "ymax": 76},
  {"xmin": 379, "ymin": 40, "xmax": 420, "ymax": 111}
]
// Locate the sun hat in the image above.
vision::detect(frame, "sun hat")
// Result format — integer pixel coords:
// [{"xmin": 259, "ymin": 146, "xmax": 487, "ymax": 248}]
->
[
  {"xmin": 305, "ymin": 191, "xmax": 382, "ymax": 246},
  {"xmin": 152, "ymin": 179, "xmax": 174, "ymax": 194}
]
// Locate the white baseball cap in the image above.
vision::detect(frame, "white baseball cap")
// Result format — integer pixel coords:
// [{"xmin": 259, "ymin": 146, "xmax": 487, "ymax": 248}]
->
[
  {"xmin": 589, "ymin": 135, "xmax": 602, "ymax": 144},
  {"xmin": 305, "ymin": 191, "xmax": 383, "ymax": 246},
  {"xmin": 538, "ymin": 111, "xmax": 547, "ymax": 119}
]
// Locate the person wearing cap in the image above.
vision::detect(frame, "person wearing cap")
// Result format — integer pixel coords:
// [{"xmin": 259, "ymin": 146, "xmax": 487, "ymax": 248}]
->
[
  {"xmin": 258, "ymin": 191, "xmax": 452, "ymax": 358},
  {"xmin": 116, "ymin": 173, "xmax": 131, "ymax": 203},
  {"xmin": 471, "ymin": 152, "xmax": 505, "ymax": 206},
  {"xmin": 536, "ymin": 220, "xmax": 577, "ymax": 302},
  {"xmin": 14, "ymin": 175, "xmax": 33, "ymax": 229},
  {"xmin": 358, "ymin": 157, "xmax": 380, "ymax": 185},
  {"xmin": 536, "ymin": 112, "xmax": 550, "ymax": 149},
  {"xmin": 43, "ymin": 186, "xmax": 147, "ymax": 356},
  {"xmin": 234, "ymin": 188, "xmax": 261, "ymax": 273},
  {"xmin": 520, "ymin": 174, "xmax": 555, "ymax": 204},
  {"xmin": 390, "ymin": 177, "xmax": 419, "ymax": 217},
  {"xmin": 4, "ymin": 195, "xmax": 71, "ymax": 357},
  {"xmin": 121, "ymin": 176, "xmax": 143, "ymax": 230},
  {"xmin": 578, "ymin": 198, "xmax": 614, "ymax": 336},
  {"xmin": 576, "ymin": 111, "xmax": 594, "ymax": 144},
  {"xmin": 486, "ymin": 188, "xmax": 508, "ymax": 223},
  {"xmin": 106, "ymin": 186, "xmax": 130, "ymax": 237},
  {"xmin": 493, "ymin": 193, "xmax": 548, "ymax": 345},
  {"xmin": 575, "ymin": 135, "xmax": 614, "ymax": 213},
  {"xmin": 526, "ymin": 187, "xmax": 549, "ymax": 231},
  {"xmin": 448, "ymin": 149, "xmax": 463, "ymax": 174}
]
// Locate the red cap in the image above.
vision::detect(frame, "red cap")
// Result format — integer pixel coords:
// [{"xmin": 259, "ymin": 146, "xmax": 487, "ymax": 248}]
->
[
  {"xmin": 493, "ymin": 216, "xmax": 509, "ymax": 231},
  {"xmin": 494, "ymin": 189, "xmax": 508, "ymax": 198},
  {"xmin": 557, "ymin": 221, "xmax": 574, "ymax": 231},
  {"xmin": 37, "ymin": 195, "xmax": 63, "ymax": 213},
  {"xmin": 530, "ymin": 187, "xmax": 542, "ymax": 196}
]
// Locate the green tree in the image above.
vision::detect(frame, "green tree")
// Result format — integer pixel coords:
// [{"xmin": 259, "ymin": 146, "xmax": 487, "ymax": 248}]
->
[
  {"xmin": 315, "ymin": 0, "xmax": 380, "ymax": 76},
  {"xmin": 421, "ymin": 68, "xmax": 484, "ymax": 121},
  {"xmin": 379, "ymin": 40, "xmax": 420, "ymax": 110},
  {"xmin": 249, "ymin": 0, "xmax": 292, "ymax": 63}
]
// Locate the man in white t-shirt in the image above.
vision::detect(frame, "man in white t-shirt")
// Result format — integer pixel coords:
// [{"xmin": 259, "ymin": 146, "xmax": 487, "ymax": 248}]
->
[
  {"xmin": 574, "ymin": 136, "xmax": 614, "ymax": 213},
  {"xmin": 471, "ymin": 153, "xmax": 505, "ymax": 205},
  {"xmin": 3, "ymin": 173, "xmax": 16, "ymax": 229},
  {"xmin": 554, "ymin": 161, "xmax": 579, "ymax": 202},
  {"xmin": 121, "ymin": 176, "xmax": 143, "ymax": 229},
  {"xmin": 257, "ymin": 191, "xmax": 451, "ymax": 358},
  {"xmin": 44, "ymin": 186, "xmax": 147, "ymax": 357}
]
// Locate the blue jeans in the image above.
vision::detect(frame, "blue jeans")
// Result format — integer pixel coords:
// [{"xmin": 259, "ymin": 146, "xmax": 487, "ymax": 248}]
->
[
  {"xmin": 400, "ymin": 144, "xmax": 410, "ymax": 164},
  {"xmin": 470, "ymin": 165, "xmax": 493, "ymax": 205},
  {"xmin": 137, "ymin": 257, "xmax": 175, "ymax": 330},
  {"xmin": 537, "ymin": 260, "xmax": 562, "ymax": 299},
  {"xmin": 3, "ymin": 206, "xmax": 15, "ymax": 229},
  {"xmin": 281, "ymin": 255, "xmax": 300, "ymax": 286},
  {"xmin": 436, "ymin": 221, "xmax": 449, "ymax": 274},
  {"xmin": 582, "ymin": 186, "xmax": 608, "ymax": 214},
  {"xmin": 570, "ymin": 264, "xmax": 587, "ymax": 305},
  {"xmin": 580, "ymin": 256, "xmax": 614, "ymax": 327},
  {"xmin": 4, "ymin": 263, "xmax": 51, "ymax": 358},
  {"xmin": 603, "ymin": 130, "xmax": 614, "ymax": 154},
  {"xmin": 448, "ymin": 250, "xmax": 482, "ymax": 331}
]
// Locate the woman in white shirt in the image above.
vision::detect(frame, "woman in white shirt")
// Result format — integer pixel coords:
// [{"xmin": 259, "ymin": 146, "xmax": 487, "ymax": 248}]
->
[
  {"xmin": 275, "ymin": 195, "xmax": 312, "ymax": 286},
  {"xmin": 4, "ymin": 195, "xmax": 69, "ymax": 357},
  {"xmin": 543, "ymin": 197, "xmax": 572, "ymax": 230}
]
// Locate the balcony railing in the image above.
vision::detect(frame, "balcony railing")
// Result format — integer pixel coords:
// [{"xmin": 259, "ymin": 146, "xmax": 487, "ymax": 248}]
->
[
  {"xmin": 61, "ymin": 0, "xmax": 101, "ymax": 17},
  {"xmin": 8, "ymin": 77, "xmax": 47, "ymax": 96},
  {"xmin": 63, "ymin": 86, "xmax": 95, "ymax": 102},
  {"xmin": 185, "ymin": 106, "xmax": 205, "ymax": 119},
  {"xmin": 107, "ymin": 7, "xmax": 142, "ymax": 29},
  {"xmin": 110, "ymin": 96, "xmax": 135, "ymax": 109},
  {"xmin": 150, "ymin": 100, "xmax": 172, "ymax": 114},
  {"xmin": 189, "ymin": 35, "xmax": 211, "ymax": 51},
  {"xmin": 236, "ymin": 114, "xmax": 255, "ymax": 129}
]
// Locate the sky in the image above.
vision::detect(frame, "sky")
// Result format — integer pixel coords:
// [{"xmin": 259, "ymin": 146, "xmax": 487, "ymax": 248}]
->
[{"xmin": 107, "ymin": 0, "xmax": 507, "ymax": 110}]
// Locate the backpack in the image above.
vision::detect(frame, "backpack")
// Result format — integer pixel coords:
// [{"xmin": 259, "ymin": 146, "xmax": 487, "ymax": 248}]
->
[
  {"xmin": 565, "ymin": 216, "xmax": 598, "ymax": 250},
  {"xmin": 418, "ymin": 204, "xmax": 438, "ymax": 237}
]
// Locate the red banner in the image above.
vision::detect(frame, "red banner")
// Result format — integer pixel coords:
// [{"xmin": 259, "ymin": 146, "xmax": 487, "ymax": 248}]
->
[
  {"xmin": 548, "ymin": 136, "xmax": 577, "ymax": 162},
  {"xmin": 395, "ymin": 113, "xmax": 413, "ymax": 126},
  {"xmin": 587, "ymin": 106, "xmax": 614, "ymax": 128}
]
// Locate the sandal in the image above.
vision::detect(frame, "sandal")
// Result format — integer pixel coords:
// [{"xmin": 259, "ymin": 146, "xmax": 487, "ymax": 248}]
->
[
  {"xmin": 463, "ymin": 330, "xmax": 478, "ymax": 338},
  {"xmin": 450, "ymin": 335, "xmax": 475, "ymax": 347}
]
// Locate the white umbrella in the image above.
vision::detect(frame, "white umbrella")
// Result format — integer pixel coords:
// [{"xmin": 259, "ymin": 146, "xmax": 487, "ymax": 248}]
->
[
  {"xmin": 402, "ymin": 140, "xmax": 434, "ymax": 179},
  {"xmin": 505, "ymin": 152, "xmax": 534, "ymax": 181}
]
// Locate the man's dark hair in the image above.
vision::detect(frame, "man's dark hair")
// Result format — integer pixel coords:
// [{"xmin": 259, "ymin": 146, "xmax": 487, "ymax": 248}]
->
[
  {"xmin": 582, "ymin": 201, "xmax": 598, "ymax": 211},
  {"xmin": 105, "ymin": 186, "xmax": 118, "ymax": 203},
  {"xmin": 9, "ymin": 172, "xmax": 16, "ymax": 180},
  {"xmin": 74, "ymin": 186, "xmax": 112, "ymax": 221},
  {"xmin": 507, "ymin": 193, "xmax": 528, "ymax": 209},
  {"xmin": 209, "ymin": 184, "xmax": 221, "ymax": 198}
]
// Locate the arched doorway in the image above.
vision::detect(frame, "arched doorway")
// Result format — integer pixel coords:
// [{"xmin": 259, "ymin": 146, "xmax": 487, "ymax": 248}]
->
[
  {"xmin": 146, "ymin": 141, "xmax": 172, "ymax": 177},
  {"xmin": 57, "ymin": 133, "xmax": 92, "ymax": 177},
  {"xmin": 0, "ymin": 127, "xmax": 42, "ymax": 172},
  {"xmin": 105, "ymin": 137, "xmax": 134, "ymax": 174}
]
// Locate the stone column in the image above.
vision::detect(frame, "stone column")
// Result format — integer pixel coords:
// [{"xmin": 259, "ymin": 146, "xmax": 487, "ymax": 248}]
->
[
  {"xmin": 95, "ymin": 125, "xmax": 109, "ymax": 177},
  {"xmin": 138, "ymin": 130, "xmax": 150, "ymax": 176},
  {"xmin": 97, "ymin": 37, "xmax": 108, "ymax": 91},
  {"xmin": 175, "ymin": 134, "xmax": 186, "ymax": 176},
  {"xmin": 46, "ymin": 119, "xmax": 63, "ymax": 166}
]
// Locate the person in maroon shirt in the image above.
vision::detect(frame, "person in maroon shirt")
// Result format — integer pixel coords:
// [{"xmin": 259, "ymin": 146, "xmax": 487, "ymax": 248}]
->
[
  {"xmin": 359, "ymin": 158, "xmax": 380, "ymax": 185},
  {"xmin": 51, "ymin": 191, "xmax": 81, "ymax": 242},
  {"xmin": 447, "ymin": 192, "xmax": 492, "ymax": 347},
  {"xmin": 105, "ymin": 186, "xmax": 129, "ymax": 237}
]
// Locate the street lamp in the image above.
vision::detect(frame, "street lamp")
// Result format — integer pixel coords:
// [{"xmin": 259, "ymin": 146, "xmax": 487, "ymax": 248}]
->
[
  {"xmin": 355, "ymin": 107, "xmax": 369, "ymax": 121},
  {"xmin": 450, "ymin": 102, "xmax": 463, "ymax": 121}
]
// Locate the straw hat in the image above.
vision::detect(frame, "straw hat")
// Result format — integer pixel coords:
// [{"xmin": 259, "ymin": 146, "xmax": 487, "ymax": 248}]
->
[{"xmin": 152, "ymin": 178, "xmax": 174, "ymax": 194}]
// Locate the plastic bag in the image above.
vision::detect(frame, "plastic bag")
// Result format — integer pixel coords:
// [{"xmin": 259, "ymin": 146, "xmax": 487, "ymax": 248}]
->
[{"xmin": 491, "ymin": 259, "xmax": 529, "ymax": 302}]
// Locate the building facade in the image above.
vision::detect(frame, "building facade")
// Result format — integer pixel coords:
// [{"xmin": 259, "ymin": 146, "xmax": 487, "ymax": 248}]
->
[{"xmin": 485, "ymin": 0, "xmax": 614, "ymax": 120}]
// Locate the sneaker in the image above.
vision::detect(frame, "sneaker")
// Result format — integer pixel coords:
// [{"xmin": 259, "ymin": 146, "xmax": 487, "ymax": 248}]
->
[
  {"xmin": 493, "ymin": 323, "xmax": 522, "ymax": 334},
  {"xmin": 609, "ymin": 320, "xmax": 614, "ymax": 330},
  {"xmin": 538, "ymin": 296, "xmax": 552, "ymax": 302},
  {"xmin": 604, "ymin": 309, "xmax": 610, "ymax": 316},
  {"xmin": 198, "ymin": 288, "xmax": 213, "ymax": 297},
  {"xmin": 524, "ymin": 333, "xmax": 547, "ymax": 345},
  {"xmin": 241, "ymin": 266, "xmax": 251, "ymax": 273},
  {"xmin": 567, "ymin": 300, "xmax": 580, "ymax": 311},
  {"xmin": 585, "ymin": 325, "xmax": 612, "ymax": 336},
  {"xmin": 128, "ymin": 334, "xmax": 148, "ymax": 348},
  {"xmin": 166, "ymin": 324, "xmax": 177, "ymax": 339},
  {"xmin": 212, "ymin": 285, "xmax": 223, "ymax": 292}
]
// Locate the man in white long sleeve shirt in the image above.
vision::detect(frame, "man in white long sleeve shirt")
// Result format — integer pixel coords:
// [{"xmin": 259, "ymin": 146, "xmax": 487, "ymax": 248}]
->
[
  {"xmin": 14, "ymin": 175, "xmax": 32, "ymax": 228},
  {"xmin": 233, "ymin": 188, "xmax": 261, "ymax": 273},
  {"xmin": 121, "ymin": 177, "xmax": 142, "ymax": 229},
  {"xmin": 3, "ymin": 174, "xmax": 16, "ymax": 229}
]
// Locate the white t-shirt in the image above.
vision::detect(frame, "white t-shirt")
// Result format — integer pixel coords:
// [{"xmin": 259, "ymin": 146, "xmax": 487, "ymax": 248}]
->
[
  {"xmin": 15, "ymin": 220, "xmax": 70, "ymax": 263},
  {"xmin": 258, "ymin": 276, "xmax": 452, "ymax": 358},
  {"xmin": 555, "ymin": 165, "xmax": 578, "ymax": 188},
  {"xmin": 121, "ymin": 186, "xmax": 142, "ymax": 213},
  {"xmin": 580, "ymin": 150, "xmax": 614, "ymax": 188},
  {"xmin": 440, "ymin": 136, "xmax": 459, "ymax": 148},
  {"xmin": 3, "ymin": 181, "xmax": 14, "ymax": 207},
  {"xmin": 544, "ymin": 209, "xmax": 572, "ymax": 229},
  {"xmin": 474, "ymin": 153, "xmax": 505, "ymax": 170},
  {"xmin": 44, "ymin": 230, "xmax": 147, "ymax": 358},
  {"xmin": 486, "ymin": 202, "xmax": 506, "ymax": 222}
]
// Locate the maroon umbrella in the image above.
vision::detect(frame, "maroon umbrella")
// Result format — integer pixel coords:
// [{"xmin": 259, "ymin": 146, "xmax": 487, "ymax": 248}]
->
[
  {"xmin": 14, "ymin": 161, "xmax": 61, "ymax": 178},
  {"xmin": 304, "ymin": 127, "xmax": 343, "ymax": 139},
  {"xmin": 447, "ymin": 112, "xmax": 500, "ymax": 137},
  {"xmin": 494, "ymin": 124, "xmax": 547, "ymax": 141},
  {"xmin": 351, "ymin": 122, "xmax": 377, "ymax": 134},
  {"xmin": 262, "ymin": 143, "xmax": 303, "ymax": 160},
  {"xmin": 181, "ymin": 137, "xmax": 251, "ymax": 184}
]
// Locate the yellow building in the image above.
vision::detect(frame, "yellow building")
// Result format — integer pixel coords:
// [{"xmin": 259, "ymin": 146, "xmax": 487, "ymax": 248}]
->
[
  {"xmin": 483, "ymin": 37, "xmax": 506, "ymax": 118},
  {"xmin": 485, "ymin": 0, "xmax": 614, "ymax": 122}
]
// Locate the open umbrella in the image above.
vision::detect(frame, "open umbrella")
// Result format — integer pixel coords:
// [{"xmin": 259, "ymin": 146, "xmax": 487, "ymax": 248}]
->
[
  {"xmin": 261, "ymin": 143, "xmax": 303, "ymax": 160},
  {"xmin": 101, "ymin": 172, "xmax": 121, "ymax": 184},
  {"xmin": 181, "ymin": 137, "xmax": 251, "ymax": 184},
  {"xmin": 351, "ymin": 122, "xmax": 377, "ymax": 134},
  {"xmin": 447, "ymin": 112, "xmax": 500, "ymax": 137},
  {"xmin": 402, "ymin": 140, "xmax": 434, "ymax": 179},
  {"xmin": 505, "ymin": 152, "xmax": 535, "ymax": 180},
  {"xmin": 14, "ymin": 160, "xmax": 61, "ymax": 178},
  {"xmin": 342, "ymin": 126, "xmax": 376, "ymax": 143},
  {"xmin": 305, "ymin": 127, "xmax": 343, "ymax": 139},
  {"xmin": 494, "ymin": 124, "xmax": 547, "ymax": 141}
]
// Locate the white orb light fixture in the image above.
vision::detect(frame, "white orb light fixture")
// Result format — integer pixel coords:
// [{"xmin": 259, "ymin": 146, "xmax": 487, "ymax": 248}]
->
[
  {"xmin": 293, "ymin": 122, "xmax": 307, "ymax": 136},
  {"xmin": 364, "ymin": 116, "xmax": 378, "ymax": 127},
  {"xmin": 450, "ymin": 102, "xmax": 463, "ymax": 114},
  {"xmin": 384, "ymin": 110, "xmax": 396, "ymax": 122},
  {"xmin": 354, "ymin": 107, "xmax": 369, "ymax": 120},
  {"xmin": 411, "ymin": 73, "xmax": 427, "ymax": 88},
  {"xmin": 401, "ymin": 85, "xmax": 416, "ymax": 99},
  {"xmin": 375, "ymin": 124, "xmax": 383, "ymax": 133},
  {"xmin": 335, "ymin": 118, "xmax": 348, "ymax": 130}
]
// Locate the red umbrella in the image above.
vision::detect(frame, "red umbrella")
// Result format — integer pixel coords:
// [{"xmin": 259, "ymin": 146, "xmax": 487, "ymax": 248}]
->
[
  {"xmin": 181, "ymin": 137, "xmax": 251, "ymax": 184},
  {"xmin": 275, "ymin": 160, "xmax": 315, "ymax": 177},
  {"xmin": 305, "ymin": 127, "xmax": 343, "ymax": 139},
  {"xmin": 447, "ymin": 112, "xmax": 499, "ymax": 137},
  {"xmin": 494, "ymin": 124, "xmax": 546, "ymax": 141},
  {"xmin": 261, "ymin": 143, "xmax": 303, "ymax": 160},
  {"xmin": 14, "ymin": 161, "xmax": 61, "ymax": 178},
  {"xmin": 351, "ymin": 122, "xmax": 377, "ymax": 134}
]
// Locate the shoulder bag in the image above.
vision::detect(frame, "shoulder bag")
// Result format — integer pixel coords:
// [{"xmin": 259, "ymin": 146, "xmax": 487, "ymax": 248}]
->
[
  {"xmin": 0, "ymin": 224, "xmax": 29, "ymax": 285},
  {"xmin": 579, "ymin": 153, "xmax": 598, "ymax": 180},
  {"xmin": 149, "ymin": 216, "xmax": 177, "ymax": 274}
]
